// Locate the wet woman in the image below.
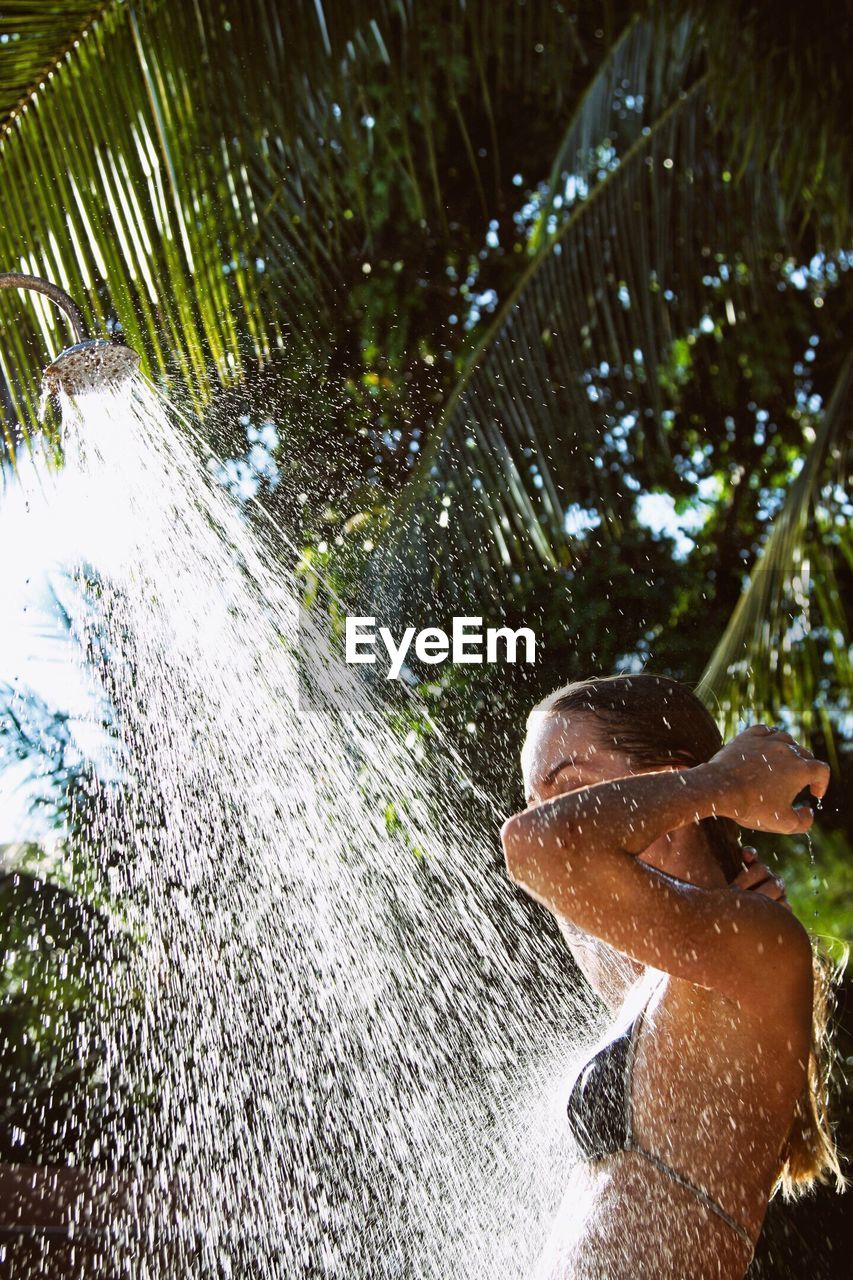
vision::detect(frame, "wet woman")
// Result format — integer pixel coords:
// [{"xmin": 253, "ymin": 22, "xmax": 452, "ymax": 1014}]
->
[{"xmin": 501, "ymin": 674, "xmax": 844, "ymax": 1279}]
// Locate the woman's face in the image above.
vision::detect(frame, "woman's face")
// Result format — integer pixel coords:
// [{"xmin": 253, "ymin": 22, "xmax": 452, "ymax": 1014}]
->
[
  {"xmin": 522, "ymin": 710, "xmax": 634, "ymax": 809},
  {"xmin": 523, "ymin": 709, "xmax": 649, "ymax": 991},
  {"xmin": 522, "ymin": 708, "xmax": 697, "ymax": 880}
]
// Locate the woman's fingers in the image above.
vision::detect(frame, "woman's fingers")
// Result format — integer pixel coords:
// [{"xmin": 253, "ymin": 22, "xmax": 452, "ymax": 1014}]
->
[
  {"xmin": 749, "ymin": 723, "xmax": 822, "ymax": 770},
  {"xmin": 733, "ymin": 835, "xmax": 794, "ymax": 910},
  {"xmin": 787, "ymin": 803, "xmax": 815, "ymax": 833},
  {"xmin": 712, "ymin": 726, "xmax": 830, "ymax": 832},
  {"xmin": 755, "ymin": 724, "xmax": 803, "ymax": 745},
  {"xmin": 732, "ymin": 857, "xmax": 791, "ymax": 909},
  {"xmin": 779, "ymin": 747, "xmax": 829, "ymax": 803},
  {"xmin": 804, "ymin": 758, "xmax": 831, "ymax": 799},
  {"xmin": 735, "ymin": 862, "xmax": 770, "ymax": 888}
]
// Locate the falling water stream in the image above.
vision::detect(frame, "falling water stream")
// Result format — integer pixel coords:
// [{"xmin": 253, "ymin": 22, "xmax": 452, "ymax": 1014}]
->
[{"xmin": 12, "ymin": 375, "xmax": 626, "ymax": 1278}]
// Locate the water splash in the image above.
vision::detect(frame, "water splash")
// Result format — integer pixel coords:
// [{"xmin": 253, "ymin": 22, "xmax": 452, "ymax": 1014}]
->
[{"xmin": 12, "ymin": 376, "xmax": 625, "ymax": 1277}]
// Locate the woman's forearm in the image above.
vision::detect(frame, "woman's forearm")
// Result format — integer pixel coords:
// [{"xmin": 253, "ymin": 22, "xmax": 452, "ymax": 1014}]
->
[{"xmin": 502, "ymin": 761, "xmax": 724, "ymax": 865}]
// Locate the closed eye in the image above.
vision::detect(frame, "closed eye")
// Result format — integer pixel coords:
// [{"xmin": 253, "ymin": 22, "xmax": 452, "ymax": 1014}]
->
[{"xmin": 527, "ymin": 762, "xmax": 591, "ymax": 805}]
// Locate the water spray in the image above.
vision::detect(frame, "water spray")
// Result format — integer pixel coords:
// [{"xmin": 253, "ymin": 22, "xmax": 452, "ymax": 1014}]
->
[{"xmin": 0, "ymin": 271, "xmax": 139, "ymax": 396}]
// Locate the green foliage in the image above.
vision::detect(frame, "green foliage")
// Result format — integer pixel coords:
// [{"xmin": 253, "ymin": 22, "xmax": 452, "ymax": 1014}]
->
[
  {"xmin": 775, "ymin": 824, "xmax": 853, "ymax": 953},
  {"xmin": 382, "ymin": 800, "xmax": 425, "ymax": 861},
  {"xmin": 0, "ymin": 848, "xmax": 137, "ymax": 1165},
  {"xmin": 0, "ymin": 0, "xmax": 273, "ymax": 448},
  {"xmin": 1, "ymin": 0, "xmax": 849, "ymax": 838},
  {"xmin": 663, "ymin": 0, "xmax": 853, "ymax": 248},
  {"xmin": 698, "ymin": 352, "xmax": 852, "ymax": 744},
  {"xmin": 0, "ymin": 619, "xmax": 145, "ymax": 1163},
  {"xmin": 0, "ymin": 2, "xmax": 108, "ymax": 131},
  {"xmin": 0, "ymin": 0, "xmax": 605, "ymax": 449}
]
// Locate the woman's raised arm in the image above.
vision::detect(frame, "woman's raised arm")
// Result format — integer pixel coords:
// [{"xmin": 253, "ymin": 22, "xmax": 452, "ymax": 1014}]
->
[{"xmin": 501, "ymin": 725, "xmax": 829, "ymax": 1016}]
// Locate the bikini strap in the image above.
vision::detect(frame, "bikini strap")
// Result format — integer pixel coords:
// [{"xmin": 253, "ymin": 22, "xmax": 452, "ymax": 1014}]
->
[
  {"xmin": 628, "ymin": 1143, "xmax": 755, "ymax": 1258},
  {"xmin": 624, "ymin": 979, "xmax": 660, "ymax": 1147},
  {"xmin": 624, "ymin": 981, "xmax": 755, "ymax": 1259}
]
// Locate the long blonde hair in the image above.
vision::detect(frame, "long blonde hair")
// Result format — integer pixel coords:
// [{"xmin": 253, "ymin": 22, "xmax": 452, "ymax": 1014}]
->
[
  {"xmin": 526, "ymin": 672, "xmax": 847, "ymax": 1197},
  {"xmin": 774, "ymin": 940, "xmax": 847, "ymax": 1199}
]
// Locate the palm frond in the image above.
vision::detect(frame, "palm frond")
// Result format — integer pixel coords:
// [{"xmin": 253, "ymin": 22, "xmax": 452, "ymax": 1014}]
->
[
  {"xmin": 697, "ymin": 353, "xmax": 852, "ymax": 749},
  {"xmin": 0, "ymin": 0, "xmax": 598, "ymax": 455},
  {"xmin": 663, "ymin": 0, "xmax": 852, "ymax": 248},
  {"xmin": 0, "ymin": 2, "xmax": 110, "ymax": 130},
  {"xmin": 530, "ymin": 11, "xmax": 695, "ymax": 251},
  {"xmin": 370, "ymin": 19, "xmax": 781, "ymax": 615},
  {"xmin": 0, "ymin": 0, "xmax": 272, "ymax": 448}
]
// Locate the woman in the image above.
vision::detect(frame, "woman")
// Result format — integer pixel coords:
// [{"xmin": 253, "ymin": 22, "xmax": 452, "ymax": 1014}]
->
[{"xmin": 500, "ymin": 674, "xmax": 844, "ymax": 1279}]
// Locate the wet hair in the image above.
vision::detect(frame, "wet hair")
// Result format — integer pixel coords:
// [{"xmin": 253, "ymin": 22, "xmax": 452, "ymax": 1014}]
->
[{"xmin": 524, "ymin": 672, "xmax": 846, "ymax": 1199}]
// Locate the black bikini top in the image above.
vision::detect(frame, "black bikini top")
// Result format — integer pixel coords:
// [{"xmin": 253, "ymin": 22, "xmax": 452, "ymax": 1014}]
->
[{"xmin": 566, "ymin": 1017, "xmax": 635, "ymax": 1160}]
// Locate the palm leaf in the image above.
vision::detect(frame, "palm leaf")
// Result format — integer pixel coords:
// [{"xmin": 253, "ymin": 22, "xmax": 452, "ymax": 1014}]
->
[
  {"xmin": 369, "ymin": 17, "xmax": 781, "ymax": 614},
  {"xmin": 0, "ymin": 0, "xmax": 598, "ymax": 456},
  {"xmin": 0, "ymin": 0, "xmax": 271, "ymax": 450},
  {"xmin": 529, "ymin": 11, "xmax": 696, "ymax": 251},
  {"xmin": 697, "ymin": 352, "xmax": 852, "ymax": 751},
  {"xmin": 665, "ymin": 0, "xmax": 852, "ymax": 247},
  {"xmin": 0, "ymin": 2, "xmax": 109, "ymax": 129}
]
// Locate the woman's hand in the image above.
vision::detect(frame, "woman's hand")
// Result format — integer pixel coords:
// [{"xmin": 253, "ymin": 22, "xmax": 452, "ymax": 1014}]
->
[
  {"xmin": 704, "ymin": 724, "xmax": 830, "ymax": 834},
  {"xmin": 732, "ymin": 846, "xmax": 792, "ymax": 911}
]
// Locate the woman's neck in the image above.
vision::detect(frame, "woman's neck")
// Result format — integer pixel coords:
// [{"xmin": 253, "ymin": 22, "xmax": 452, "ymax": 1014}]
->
[
  {"xmin": 637, "ymin": 822, "xmax": 729, "ymax": 890},
  {"xmin": 558, "ymin": 918, "xmax": 644, "ymax": 1010}
]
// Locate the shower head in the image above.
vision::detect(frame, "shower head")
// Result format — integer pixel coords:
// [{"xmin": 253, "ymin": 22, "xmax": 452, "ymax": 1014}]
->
[
  {"xmin": 0, "ymin": 271, "xmax": 140, "ymax": 396},
  {"xmin": 43, "ymin": 339, "xmax": 141, "ymax": 396}
]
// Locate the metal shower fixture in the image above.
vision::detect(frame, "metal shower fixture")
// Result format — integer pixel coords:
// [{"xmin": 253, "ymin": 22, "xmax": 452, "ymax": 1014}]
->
[{"xmin": 0, "ymin": 271, "xmax": 140, "ymax": 396}]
